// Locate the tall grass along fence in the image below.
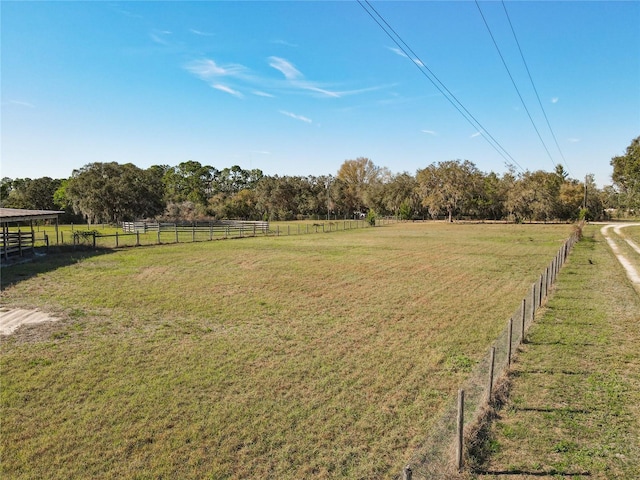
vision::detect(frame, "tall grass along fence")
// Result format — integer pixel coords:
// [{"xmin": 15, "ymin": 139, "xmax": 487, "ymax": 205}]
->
[{"xmin": 399, "ymin": 223, "xmax": 583, "ymax": 480}]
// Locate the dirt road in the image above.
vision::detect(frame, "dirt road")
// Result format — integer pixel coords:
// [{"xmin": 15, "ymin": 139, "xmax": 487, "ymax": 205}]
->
[{"xmin": 601, "ymin": 222, "xmax": 640, "ymax": 292}]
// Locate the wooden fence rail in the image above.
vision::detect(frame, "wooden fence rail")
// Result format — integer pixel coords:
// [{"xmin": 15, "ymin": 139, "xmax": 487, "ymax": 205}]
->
[
  {"xmin": 1, "ymin": 230, "xmax": 35, "ymax": 260},
  {"xmin": 46, "ymin": 219, "xmax": 383, "ymax": 250}
]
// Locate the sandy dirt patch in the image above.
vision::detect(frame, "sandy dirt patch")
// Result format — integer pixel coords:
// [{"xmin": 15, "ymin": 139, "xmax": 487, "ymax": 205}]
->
[
  {"xmin": 601, "ymin": 223, "xmax": 640, "ymax": 291},
  {"xmin": 0, "ymin": 308, "xmax": 61, "ymax": 336}
]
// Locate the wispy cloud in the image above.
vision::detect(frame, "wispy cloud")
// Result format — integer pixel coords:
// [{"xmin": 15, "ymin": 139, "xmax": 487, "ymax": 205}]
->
[
  {"xmin": 470, "ymin": 131, "xmax": 482, "ymax": 138},
  {"xmin": 387, "ymin": 46, "xmax": 408, "ymax": 58},
  {"xmin": 387, "ymin": 47, "xmax": 423, "ymax": 67},
  {"xmin": 110, "ymin": 5, "xmax": 143, "ymax": 19},
  {"xmin": 185, "ymin": 55, "xmax": 388, "ymax": 102},
  {"xmin": 421, "ymin": 130, "xmax": 437, "ymax": 136},
  {"xmin": 189, "ymin": 28, "xmax": 214, "ymax": 37},
  {"xmin": 269, "ymin": 56, "xmax": 344, "ymax": 98},
  {"xmin": 551, "ymin": 97, "xmax": 559, "ymax": 104},
  {"xmin": 271, "ymin": 39, "xmax": 298, "ymax": 48},
  {"xmin": 280, "ymin": 110, "xmax": 312, "ymax": 123},
  {"xmin": 150, "ymin": 30, "xmax": 172, "ymax": 45},
  {"xmin": 185, "ymin": 59, "xmax": 248, "ymax": 79},
  {"xmin": 212, "ymin": 84, "xmax": 244, "ymax": 98},
  {"xmin": 268, "ymin": 56, "xmax": 303, "ymax": 81},
  {"xmin": 252, "ymin": 90, "xmax": 275, "ymax": 98},
  {"xmin": 568, "ymin": 137, "xmax": 580, "ymax": 143},
  {"xmin": 7, "ymin": 100, "xmax": 35, "ymax": 108}
]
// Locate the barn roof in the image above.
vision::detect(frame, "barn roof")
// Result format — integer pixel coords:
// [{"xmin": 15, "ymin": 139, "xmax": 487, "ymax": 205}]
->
[{"xmin": 0, "ymin": 208, "xmax": 65, "ymax": 223}]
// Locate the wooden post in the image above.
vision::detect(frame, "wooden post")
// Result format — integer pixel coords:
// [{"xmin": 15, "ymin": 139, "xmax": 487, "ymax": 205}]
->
[
  {"xmin": 18, "ymin": 229, "xmax": 23, "ymax": 256},
  {"xmin": 530, "ymin": 284, "xmax": 536, "ymax": 323},
  {"xmin": 521, "ymin": 298, "xmax": 526, "ymax": 343},
  {"xmin": 175, "ymin": 225, "xmax": 179, "ymax": 243},
  {"xmin": 136, "ymin": 231, "xmax": 140, "ymax": 246},
  {"xmin": 93, "ymin": 232, "xmax": 97, "ymax": 249},
  {"xmin": 115, "ymin": 231, "xmax": 119, "ymax": 248},
  {"xmin": 545, "ymin": 267, "xmax": 550, "ymax": 298},
  {"xmin": 277, "ymin": 226, "xmax": 280, "ymax": 236},
  {"xmin": 488, "ymin": 347, "xmax": 496, "ymax": 403},
  {"xmin": 192, "ymin": 225, "xmax": 196, "ymax": 242},
  {"xmin": 507, "ymin": 318, "xmax": 513, "ymax": 367},
  {"xmin": 456, "ymin": 389, "xmax": 465, "ymax": 472},
  {"xmin": 538, "ymin": 274, "xmax": 544, "ymax": 306},
  {"xmin": 210, "ymin": 224, "xmax": 213, "ymax": 241},
  {"xmin": 45, "ymin": 233, "xmax": 49, "ymax": 253},
  {"xmin": 403, "ymin": 465, "xmax": 412, "ymax": 480},
  {"xmin": 157, "ymin": 230, "xmax": 161, "ymax": 244}
]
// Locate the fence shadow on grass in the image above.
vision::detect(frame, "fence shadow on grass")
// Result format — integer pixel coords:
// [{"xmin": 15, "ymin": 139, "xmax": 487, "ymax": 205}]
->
[
  {"xmin": 0, "ymin": 247, "xmax": 114, "ymax": 290},
  {"xmin": 476, "ymin": 468, "xmax": 591, "ymax": 476}
]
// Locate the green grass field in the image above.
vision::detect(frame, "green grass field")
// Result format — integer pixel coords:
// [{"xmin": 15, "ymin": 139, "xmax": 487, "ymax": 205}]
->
[
  {"xmin": 1, "ymin": 222, "xmax": 577, "ymax": 479},
  {"xmin": 474, "ymin": 224, "xmax": 640, "ymax": 479}
]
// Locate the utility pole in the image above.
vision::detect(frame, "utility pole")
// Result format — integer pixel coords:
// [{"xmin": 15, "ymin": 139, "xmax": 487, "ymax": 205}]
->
[{"xmin": 583, "ymin": 175, "xmax": 588, "ymax": 210}]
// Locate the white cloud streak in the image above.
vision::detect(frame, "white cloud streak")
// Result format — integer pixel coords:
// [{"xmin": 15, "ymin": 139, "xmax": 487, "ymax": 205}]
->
[
  {"xmin": 551, "ymin": 97, "xmax": 559, "ymax": 104},
  {"xmin": 185, "ymin": 55, "xmax": 388, "ymax": 101},
  {"xmin": 189, "ymin": 28, "xmax": 214, "ymax": 37},
  {"xmin": 268, "ymin": 56, "xmax": 303, "ymax": 80},
  {"xmin": 421, "ymin": 130, "xmax": 437, "ymax": 135},
  {"xmin": 271, "ymin": 39, "xmax": 298, "ymax": 48},
  {"xmin": 212, "ymin": 84, "xmax": 244, "ymax": 98},
  {"xmin": 8, "ymin": 100, "xmax": 35, "ymax": 108},
  {"xmin": 387, "ymin": 46, "xmax": 407, "ymax": 58},
  {"xmin": 149, "ymin": 30, "xmax": 172, "ymax": 45},
  {"xmin": 252, "ymin": 90, "xmax": 275, "ymax": 98},
  {"xmin": 280, "ymin": 110, "xmax": 312, "ymax": 123},
  {"xmin": 185, "ymin": 59, "xmax": 248, "ymax": 79}
]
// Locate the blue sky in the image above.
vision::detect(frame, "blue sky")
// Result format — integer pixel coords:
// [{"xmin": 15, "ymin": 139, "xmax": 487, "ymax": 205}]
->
[{"xmin": 2, "ymin": 1, "xmax": 639, "ymax": 187}]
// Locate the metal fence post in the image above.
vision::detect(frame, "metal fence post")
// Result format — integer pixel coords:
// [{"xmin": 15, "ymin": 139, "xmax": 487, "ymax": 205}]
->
[
  {"xmin": 521, "ymin": 298, "xmax": 526, "ymax": 342},
  {"xmin": 456, "ymin": 389, "xmax": 465, "ymax": 472},
  {"xmin": 488, "ymin": 347, "xmax": 496, "ymax": 403}
]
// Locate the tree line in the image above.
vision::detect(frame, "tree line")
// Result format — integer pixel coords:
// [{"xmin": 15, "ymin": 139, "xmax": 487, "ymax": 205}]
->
[{"xmin": 2, "ymin": 136, "xmax": 638, "ymax": 224}]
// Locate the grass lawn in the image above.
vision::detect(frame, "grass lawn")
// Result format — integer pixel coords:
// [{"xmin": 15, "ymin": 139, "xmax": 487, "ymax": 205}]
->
[
  {"xmin": 1, "ymin": 222, "xmax": 573, "ymax": 479},
  {"xmin": 474, "ymin": 224, "xmax": 640, "ymax": 479}
]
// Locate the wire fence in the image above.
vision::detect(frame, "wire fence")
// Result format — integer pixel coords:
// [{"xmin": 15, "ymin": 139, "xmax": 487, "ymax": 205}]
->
[
  {"xmin": 20, "ymin": 218, "xmax": 401, "ymax": 252},
  {"xmin": 399, "ymin": 223, "xmax": 583, "ymax": 480}
]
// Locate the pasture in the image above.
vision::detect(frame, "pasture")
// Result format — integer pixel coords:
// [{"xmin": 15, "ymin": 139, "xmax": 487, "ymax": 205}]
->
[{"xmin": 1, "ymin": 222, "xmax": 573, "ymax": 479}]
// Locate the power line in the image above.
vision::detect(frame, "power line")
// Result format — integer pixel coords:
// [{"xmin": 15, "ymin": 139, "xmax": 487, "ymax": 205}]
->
[
  {"xmin": 475, "ymin": 0, "xmax": 558, "ymax": 172},
  {"xmin": 357, "ymin": 0, "xmax": 526, "ymax": 173},
  {"xmin": 501, "ymin": 0, "xmax": 573, "ymax": 176}
]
